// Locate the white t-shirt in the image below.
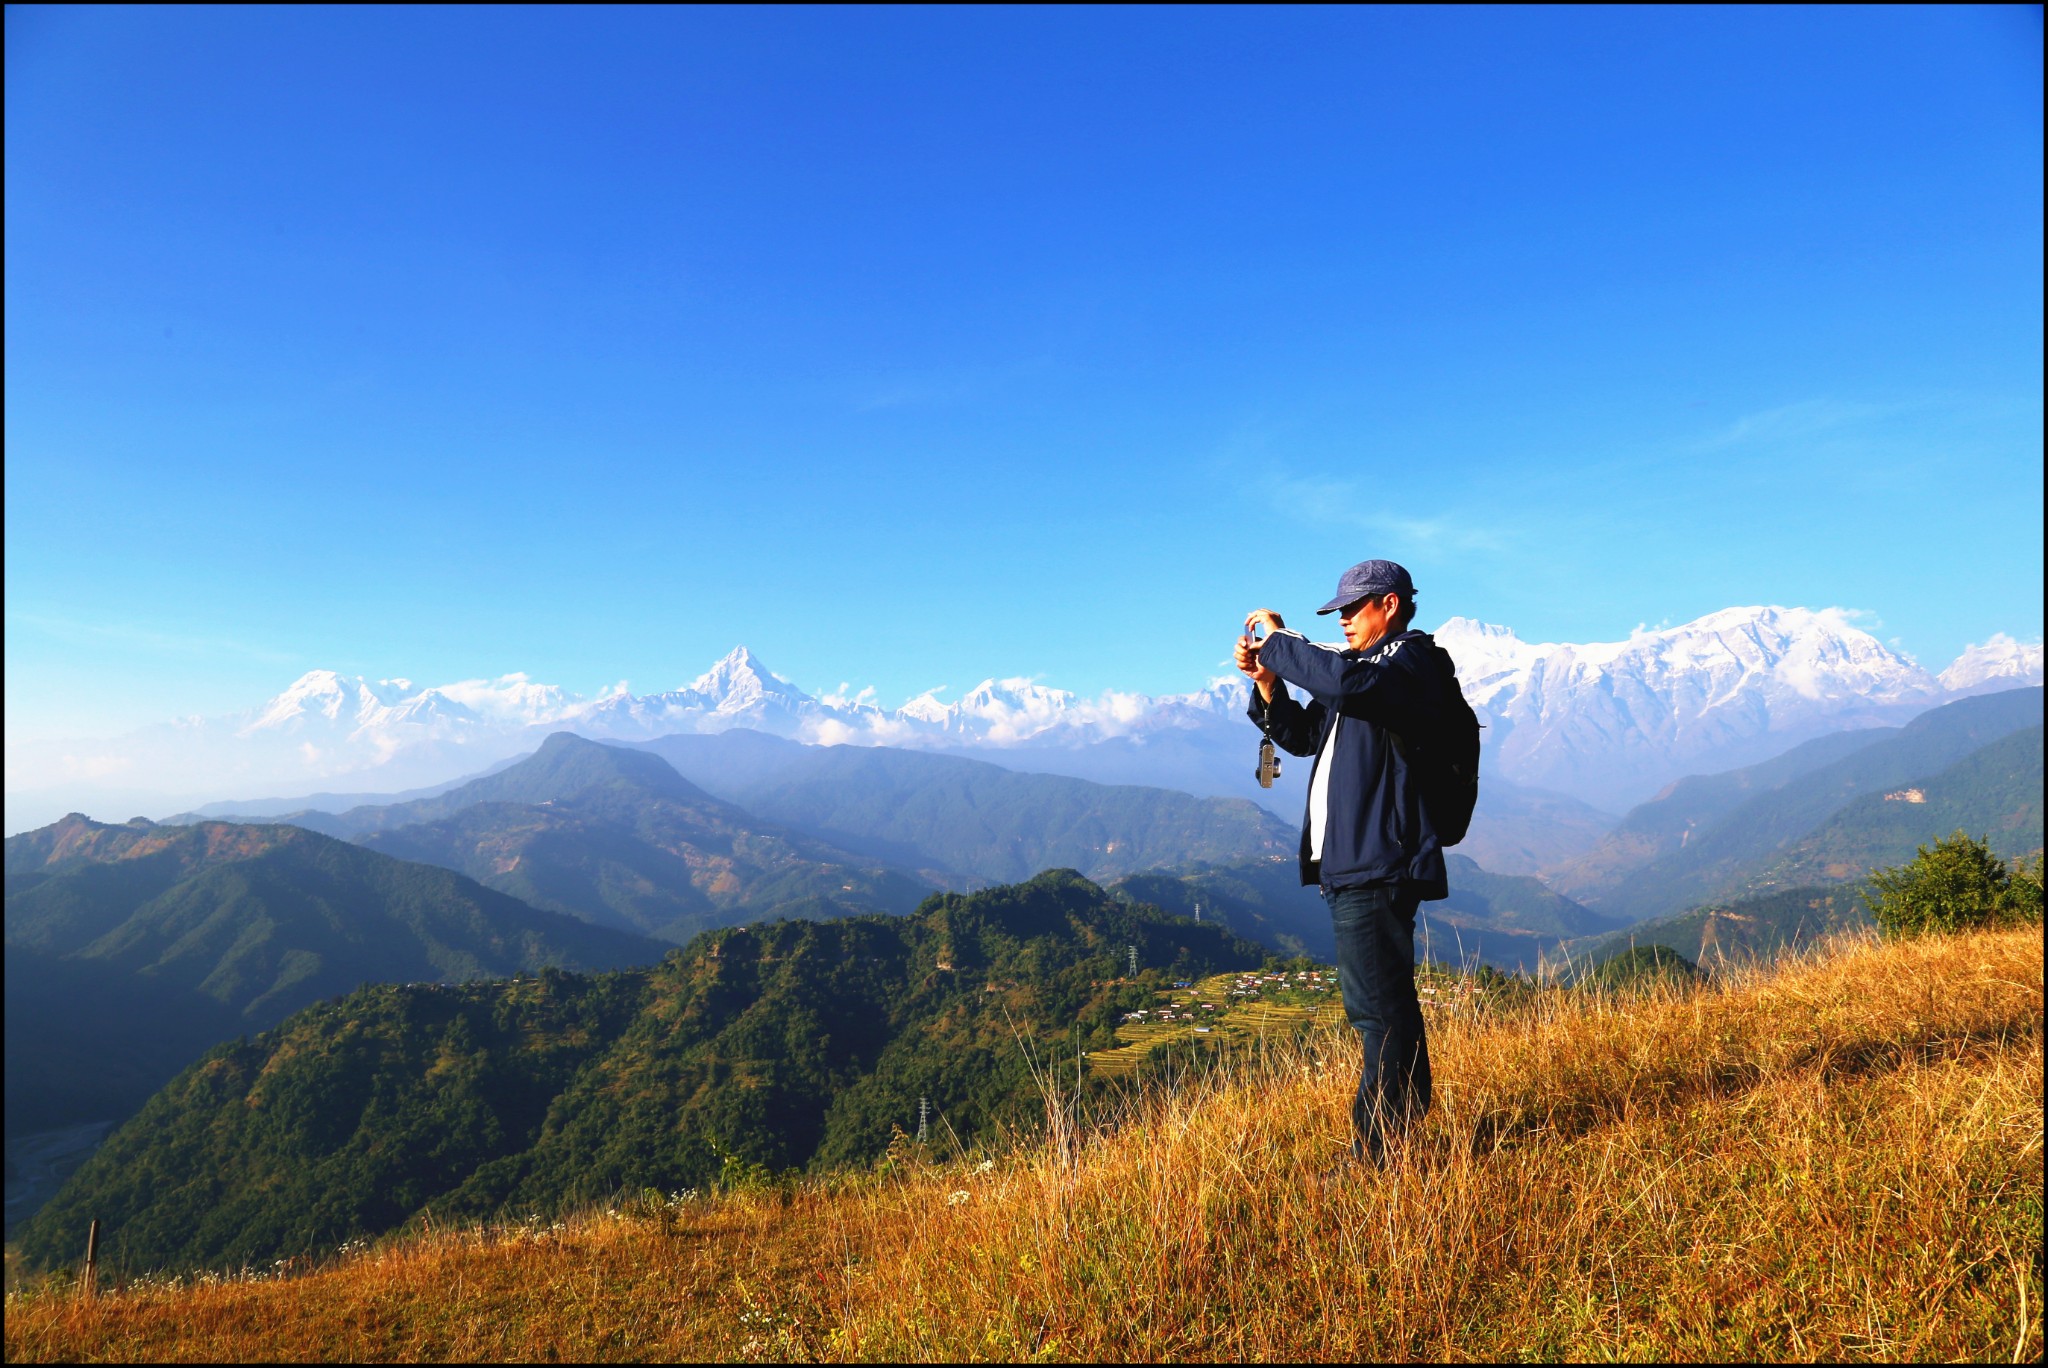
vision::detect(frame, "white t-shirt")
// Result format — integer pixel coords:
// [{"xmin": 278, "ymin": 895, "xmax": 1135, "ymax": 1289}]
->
[{"xmin": 1307, "ymin": 714, "xmax": 1341, "ymax": 861}]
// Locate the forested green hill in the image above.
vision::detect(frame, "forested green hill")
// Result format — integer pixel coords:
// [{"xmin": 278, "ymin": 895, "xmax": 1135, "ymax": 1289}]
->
[
  {"xmin": 17, "ymin": 870, "xmax": 1265, "ymax": 1277},
  {"xmin": 3, "ymin": 815, "xmax": 667, "ymax": 1137}
]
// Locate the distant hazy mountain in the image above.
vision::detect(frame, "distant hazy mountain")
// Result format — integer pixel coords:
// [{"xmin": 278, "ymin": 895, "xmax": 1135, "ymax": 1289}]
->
[
  {"xmin": 4, "ymin": 814, "xmax": 666, "ymax": 1017},
  {"xmin": 288, "ymin": 733, "xmax": 939, "ymax": 942},
  {"xmin": 1939, "ymin": 633, "xmax": 2046, "ymax": 696},
  {"xmin": 625, "ymin": 730, "xmax": 1297, "ymax": 886},
  {"xmin": 180, "ymin": 728, "xmax": 1595, "ymax": 968},
  {"xmin": 896, "ymin": 729, "xmax": 1618, "ymax": 876},
  {"xmin": 3, "ymin": 814, "xmax": 666, "ymax": 1137},
  {"xmin": 1750, "ymin": 725, "xmax": 2041, "ymax": 891},
  {"xmin": 1549, "ymin": 687, "xmax": 2043, "ymax": 923},
  {"xmin": 1546, "ymin": 729, "xmax": 1922, "ymax": 905},
  {"xmin": 161, "ymin": 756, "xmax": 524, "ymax": 824},
  {"xmin": 10, "ymin": 609, "xmax": 2038, "ymax": 833}
]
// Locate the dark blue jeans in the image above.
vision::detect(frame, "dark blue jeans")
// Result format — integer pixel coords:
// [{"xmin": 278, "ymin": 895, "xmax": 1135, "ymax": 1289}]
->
[{"xmin": 1325, "ymin": 881, "xmax": 1432, "ymax": 1162}]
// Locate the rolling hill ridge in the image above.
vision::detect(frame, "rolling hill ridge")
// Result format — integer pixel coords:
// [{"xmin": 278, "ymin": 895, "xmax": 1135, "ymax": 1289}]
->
[{"xmin": 3, "ymin": 814, "xmax": 667, "ymax": 1138}]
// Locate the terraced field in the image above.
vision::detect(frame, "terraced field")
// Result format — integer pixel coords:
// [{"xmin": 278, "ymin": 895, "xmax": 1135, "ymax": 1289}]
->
[{"xmin": 1084, "ymin": 970, "xmax": 1345, "ymax": 1079}]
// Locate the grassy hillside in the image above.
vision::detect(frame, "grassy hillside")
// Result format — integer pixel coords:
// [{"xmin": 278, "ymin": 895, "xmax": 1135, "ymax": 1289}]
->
[{"xmin": 9, "ymin": 922, "xmax": 2036, "ymax": 1361}]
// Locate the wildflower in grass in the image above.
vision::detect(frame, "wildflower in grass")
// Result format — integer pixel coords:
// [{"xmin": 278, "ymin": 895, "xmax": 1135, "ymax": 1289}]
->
[{"xmin": 948, "ymin": 1189, "xmax": 971, "ymax": 1206}]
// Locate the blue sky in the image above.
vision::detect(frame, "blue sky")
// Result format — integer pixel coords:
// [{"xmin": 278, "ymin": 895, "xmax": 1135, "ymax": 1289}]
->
[{"xmin": 6, "ymin": 5, "xmax": 2042, "ymax": 742}]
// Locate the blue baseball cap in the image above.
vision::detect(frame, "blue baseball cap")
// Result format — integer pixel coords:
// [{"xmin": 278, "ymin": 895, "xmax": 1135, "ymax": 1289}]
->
[{"xmin": 1316, "ymin": 559, "xmax": 1416, "ymax": 615}]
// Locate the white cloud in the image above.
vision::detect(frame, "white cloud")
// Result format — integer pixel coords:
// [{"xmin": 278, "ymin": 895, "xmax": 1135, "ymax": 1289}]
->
[
  {"xmin": 433, "ymin": 674, "xmax": 579, "ymax": 723},
  {"xmin": 1690, "ymin": 398, "xmax": 1896, "ymax": 453},
  {"xmin": 810, "ymin": 719, "xmax": 861, "ymax": 746},
  {"xmin": 1252, "ymin": 471, "xmax": 1510, "ymax": 554},
  {"xmin": 818, "ymin": 682, "xmax": 880, "ymax": 709}
]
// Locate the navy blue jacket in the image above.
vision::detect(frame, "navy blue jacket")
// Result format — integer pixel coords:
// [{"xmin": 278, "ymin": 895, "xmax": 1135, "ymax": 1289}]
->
[{"xmin": 1246, "ymin": 627, "xmax": 1451, "ymax": 899}]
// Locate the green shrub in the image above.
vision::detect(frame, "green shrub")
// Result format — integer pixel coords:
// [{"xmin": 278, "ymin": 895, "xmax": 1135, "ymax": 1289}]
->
[
  {"xmin": 1860, "ymin": 831, "xmax": 2044, "ymax": 938},
  {"xmin": 1585, "ymin": 944, "xmax": 1699, "ymax": 992}
]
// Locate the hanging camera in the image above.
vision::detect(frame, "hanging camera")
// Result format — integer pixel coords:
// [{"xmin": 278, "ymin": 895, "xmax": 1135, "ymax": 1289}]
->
[{"xmin": 1256, "ymin": 734, "xmax": 1282, "ymax": 788}]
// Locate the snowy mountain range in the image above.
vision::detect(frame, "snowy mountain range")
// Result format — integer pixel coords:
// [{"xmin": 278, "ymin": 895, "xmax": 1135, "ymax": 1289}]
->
[
  {"xmin": 1435, "ymin": 606, "xmax": 1967, "ymax": 803},
  {"xmin": 4, "ymin": 608, "xmax": 2040, "ymax": 835}
]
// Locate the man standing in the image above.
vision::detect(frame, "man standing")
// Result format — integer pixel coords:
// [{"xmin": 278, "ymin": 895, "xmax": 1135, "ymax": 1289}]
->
[{"xmin": 1234, "ymin": 558, "xmax": 1453, "ymax": 1168}]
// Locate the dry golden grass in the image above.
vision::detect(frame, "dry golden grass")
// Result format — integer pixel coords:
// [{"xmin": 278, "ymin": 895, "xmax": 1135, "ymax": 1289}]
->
[{"xmin": 8, "ymin": 924, "xmax": 2041, "ymax": 1363}]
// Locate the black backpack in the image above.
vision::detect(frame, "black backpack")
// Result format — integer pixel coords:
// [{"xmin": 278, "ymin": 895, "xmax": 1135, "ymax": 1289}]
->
[{"xmin": 1401, "ymin": 634, "xmax": 1482, "ymax": 847}]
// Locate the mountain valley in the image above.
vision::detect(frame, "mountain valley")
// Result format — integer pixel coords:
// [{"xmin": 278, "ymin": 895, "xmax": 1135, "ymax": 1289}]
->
[{"xmin": 1548, "ymin": 686, "xmax": 2043, "ymax": 922}]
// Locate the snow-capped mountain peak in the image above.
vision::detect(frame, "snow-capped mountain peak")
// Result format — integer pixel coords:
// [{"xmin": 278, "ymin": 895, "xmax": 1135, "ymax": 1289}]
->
[
  {"xmin": 1940, "ymin": 633, "xmax": 2046, "ymax": 695},
  {"xmin": 240, "ymin": 670, "xmax": 414, "ymax": 736},
  {"xmin": 897, "ymin": 689, "xmax": 957, "ymax": 727},
  {"xmin": 424, "ymin": 674, "xmax": 578, "ymax": 727},
  {"xmin": 957, "ymin": 677, "xmax": 1073, "ymax": 715},
  {"xmin": 40, "ymin": 610, "xmax": 2036, "ymax": 835},
  {"xmin": 870, "ymin": 677, "xmax": 1080, "ymax": 743},
  {"xmin": 1165, "ymin": 677, "xmax": 1252, "ymax": 718},
  {"xmin": 1440, "ymin": 604, "xmax": 1943, "ymax": 805},
  {"xmin": 1433, "ymin": 617, "xmax": 1552, "ymax": 708},
  {"xmin": 690, "ymin": 646, "xmax": 813, "ymax": 711}
]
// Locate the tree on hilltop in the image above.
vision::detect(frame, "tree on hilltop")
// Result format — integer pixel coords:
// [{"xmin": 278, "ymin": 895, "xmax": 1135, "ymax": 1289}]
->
[{"xmin": 1860, "ymin": 831, "xmax": 2044, "ymax": 938}]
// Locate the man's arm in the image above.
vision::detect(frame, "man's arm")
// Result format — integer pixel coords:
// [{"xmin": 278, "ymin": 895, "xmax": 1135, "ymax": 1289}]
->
[
  {"xmin": 1248, "ymin": 680, "xmax": 1326, "ymax": 757},
  {"xmin": 1256, "ymin": 629, "xmax": 1436, "ymax": 720},
  {"xmin": 1237, "ymin": 611, "xmax": 1323, "ymax": 755}
]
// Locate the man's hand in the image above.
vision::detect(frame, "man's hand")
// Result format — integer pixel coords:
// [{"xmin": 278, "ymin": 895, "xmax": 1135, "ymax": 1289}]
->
[
  {"xmin": 1237, "ymin": 609, "xmax": 1284, "ymax": 700},
  {"xmin": 1244, "ymin": 609, "xmax": 1285, "ymax": 638}
]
